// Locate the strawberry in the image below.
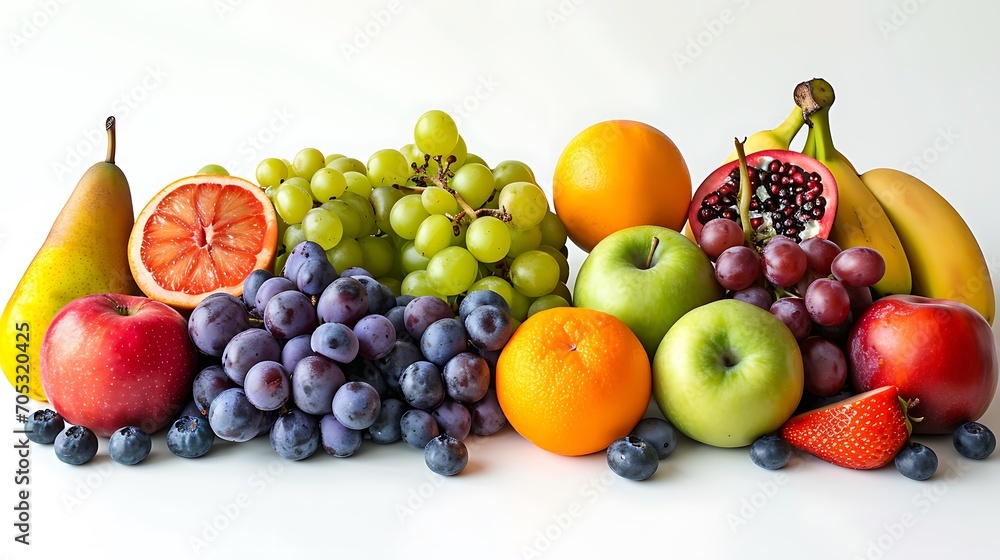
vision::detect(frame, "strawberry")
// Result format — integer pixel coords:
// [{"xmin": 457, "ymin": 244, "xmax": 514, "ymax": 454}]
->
[{"xmin": 780, "ymin": 386, "xmax": 914, "ymax": 470}]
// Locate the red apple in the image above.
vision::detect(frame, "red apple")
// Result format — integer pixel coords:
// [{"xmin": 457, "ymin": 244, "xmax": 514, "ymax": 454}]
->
[
  {"xmin": 40, "ymin": 294, "xmax": 198, "ymax": 437},
  {"xmin": 847, "ymin": 295, "xmax": 998, "ymax": 434}
]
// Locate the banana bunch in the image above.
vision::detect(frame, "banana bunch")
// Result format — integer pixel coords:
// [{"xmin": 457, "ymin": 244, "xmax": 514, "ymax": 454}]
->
[{"xmin": 795, "ymin": 78, "xmax": 993, "ymax": 324}]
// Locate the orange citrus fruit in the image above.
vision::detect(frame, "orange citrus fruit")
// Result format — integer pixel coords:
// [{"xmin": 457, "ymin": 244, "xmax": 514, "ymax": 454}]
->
[
  {"xmin": 552, "ymin": 120, "xmax": 691, "ymax": 253},
  {"xmin": 496, "ymin": 307, "xmax": 652, "ymax": 456},
  {"xmin": 128, "ymin": 175, "xmax": 278, "ymax": 309}
]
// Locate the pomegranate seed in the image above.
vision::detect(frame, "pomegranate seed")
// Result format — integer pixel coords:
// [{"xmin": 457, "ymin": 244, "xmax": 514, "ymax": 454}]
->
[
  {"xmin": 769, "ymin": 161, "xmax": 781, "ymax": 173},
  {"xmin": 750, "ymin": 217, "xmax": 763, "ymax": 229},
  {"xmin": 791, "ymin": 171, "xmax": 804, "ymax": 184},
  {"xmin": 705, "ymin": 194, "xmax": 720, "ymax": 206}
]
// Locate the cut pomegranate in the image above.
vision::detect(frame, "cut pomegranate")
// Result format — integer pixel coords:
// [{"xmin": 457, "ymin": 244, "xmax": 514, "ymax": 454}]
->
[{"xmin": 689, "ymin": 150, "xmax": 838, "ymax": 248}]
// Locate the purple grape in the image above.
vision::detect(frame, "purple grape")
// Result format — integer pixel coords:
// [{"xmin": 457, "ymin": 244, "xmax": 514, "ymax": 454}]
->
[
  {"xmin": 384, "ymin": 305, "xmax": 412, "ymax": 343},
  {"xmin": 715, "ymin": 246, "xmax": 760, "ymax": 291},
  {"xmin": 283, "ymin": 241, "xmax": 326, "ymax": 282},
  {"xmin": 354, "ymin": 314, "xmax": 396, "ymax": 360},
  {"xmin": 291, "ymin": 356, "xmax": 346, "ymax": 416},
  {"xmin": 264, "ymin": 290, "xmax": 317, "ymax": 339},
  {"xmin": 443, "ymin": 352, "xmax": 490, "ymax": 403},
  {"xmin": 804, "ymin": 278, "xmax": 851, "ymax": 327},
  {"xmin": 188, "ymin": 294, "xmax": 250, "ymax": 357},
  {"xmin": 424, "ymin": 434, "xmax": 468, "ymax": 476},
  {"xmin": 332, "ymin": 381, "xmax": 381, "ymax": 430},
  {"xmin": 478, "ymin": 348, "xmax": 501, "ymax": 374},
  {"xmin": 396, "ymin": 294, "xmax": 417, "ymax": 307},
  {"xmin": 846, "ymin": 285, "xmax": 874, "ymax": 317},
  {"xmin": 458, "ymin": 290, "xmax": 511, "ymax": 322},
  {"xmin": 467, "ymin": 387, "xmax": 506, "ymax": 436},
  {"xmin": 377, "ymin": 340, "xmax": 423, "ymax": 395},
  {"xmin": 800, "ymin": 237, "xmax": 841, "ymax": 276},
  {"xmin": 281, "ymin": 333, "xmax": 317, "ymax": 372},
  {"xmin": 243, "ymin": 361, "xmax": 291, "ymax": 411},
  {"xmin": 311, "ymin": 322, "xmax": 360, "ymax": 363},
  {"xmin": 404, "ymin": 296, "xmax": 455, "ymax": 340},
  {"xmin": 769, "ymin": 298, "xmax": 811, "ymax": 341},
  {"xmin": 255, "ymin": 409, "xmax": 278, "ymax": 438},
  {"xmin": 369, "ymin": 398, "xmax": 407, "ymax": 444},
  {"xmin": 401, "ymin": 409, "xmax": 440, "ymax": 449},
  {"xmin": 800, "ymin": 337, "xmax": 848, "ymax": 396},
  {"xmin": 400, "ymin": 361, "xmax": 446, "ymax": 411},
  {"xmin": 731, "ymin": 285, "xmax": 773, "ymax": 310},
  {"xmin": 320, "ymin": 413, "xmax": 363, "ymax": 457},
  {"xmin": 192, "ymin": 365, "xmax": 236, "ymax": 415},
  {"xmin": 831, "ymin": 247, "xmax": 886, "ymax": 288},
  {"xmin": 344, "ymin": 355, "xmax": 393, "ymax": 399},
  {"xmin": 340, "ymin": 266, "xmax": 373, "ymax": 279},
  {"xmin": 699, "ymin": 218, "xmax": 745, "ymax": 261},
  {"xmin": 222, "ymin": 328, "xmax": 282, "ymax": 386},
  {"xmin": 270, "ymin": 409, "xmax": 319, "ymax": 461},
  {"xmin": 296, "ymin": 256, "xmax": 338, "ymax": 296},
  {"xmin": 432, "ymin": 398, "xmax": 472, "ymax": 441},
  {"xmin": 465, "ymin": 305, "xmax": 513, "ymax": 352},
  {"xmin": 353, "ymin": 276, "xmax": 396, "ymax": 316},
  {"xmin": 761, "ymin": 240, "xmax": 807, "ymax": 287},
  {"xmin": 242, "ymin": 269, "xmax": 275, "ymax": 309},
  {"xmin": 208, "ymin": 388, "xmax": 264, "ymax": 442},
  {"xmin": 317, "ymin": 277, "xmax": 368, "ymax": 325},
  {"xmin": 420, "ymin": 318, "xmax": 468, "ymax": 367},
  {"xmin": 255, "ymin": 276, "xmax": 296, "ymax": 314}
]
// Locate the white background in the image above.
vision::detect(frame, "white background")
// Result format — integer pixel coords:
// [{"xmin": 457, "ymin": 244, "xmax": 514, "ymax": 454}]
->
[{"xmin": 3, "ymin": 0, "xmax": 999, "ymax": 558}]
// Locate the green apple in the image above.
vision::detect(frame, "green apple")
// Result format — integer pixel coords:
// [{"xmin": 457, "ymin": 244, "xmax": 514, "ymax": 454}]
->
[
  {"xmin": 653, "ymin": 299, "xmax": 803, "ymax": 448},
  {"xmin": 573, "ymin": 225, "xmax": 723, "ymax": 358}
]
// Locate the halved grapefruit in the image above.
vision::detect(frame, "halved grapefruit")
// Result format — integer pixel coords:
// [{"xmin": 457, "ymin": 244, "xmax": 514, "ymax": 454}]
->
[{"xmin": 128, "ymin": 175, "xmax": 278, "ymax": 310}]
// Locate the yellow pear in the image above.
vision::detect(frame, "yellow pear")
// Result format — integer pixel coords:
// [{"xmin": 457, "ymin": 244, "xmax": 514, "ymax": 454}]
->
[{"xmin": 2, "ymin": 117, "xmax": 140, "ymax": 401}]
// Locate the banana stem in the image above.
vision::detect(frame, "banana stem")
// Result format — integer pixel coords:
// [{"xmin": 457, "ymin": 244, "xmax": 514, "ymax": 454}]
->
[
  {"xmin": 734, "ymin": 138, "xmax": 755, "ymax": 250},
  {"xmin": 794, "ymin": 78, "xmax": 835, "ymax": 125},
  {"xmin": 105, "ymin": 116, "xmax": 116, "ymax": 164},
  {"xmin": 773, "ymin": 108, "xmax": 806, "ymax": 146}
]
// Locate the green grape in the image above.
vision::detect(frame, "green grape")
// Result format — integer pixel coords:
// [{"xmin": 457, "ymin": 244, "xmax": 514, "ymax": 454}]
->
[
  {"xmin": 324, "ymin": 153, "xmax": 346, "ymax": 165},
  {"xmin": 378, "ymin": 276, "xmax": 402, "ymax": 297},
  {"xmin": 451, "ymin": 163, "xmax": 494, "ymax": 209},
  {"xmin": 274, "ymin": 183, "xmax": 314, "ymax": 224},
  {"xmin": 265, "ymin": 185, "xmax": 279, "ymax": 201},
  {"xmin": 326, "ymin": 237, "xmax": 364, "ymax": 273},
  {"xmin": 426, "ymin": 246, "xmax": 477, "ymax": 296},
  {"xmin": 340, "ymin": 192, "xmax": 377, "ymax": 236},
  {"xmin": 310, "ymin": 168, "xmax": 348, "ymax": 202},
  {"xmin": 275, "ymin": 213, "xmax": 289, "ymax": 251},
  {"xmin": 390, "ymin": 194, "xmax": 430, "ymax": 239},
  {"xmin": 500, "ymin": 182, "xmax": 549, "ymax": 231},
  {"xmin": 537, "ymin": 245, "xmax": 570, "ymax": 284},
  {"xmin": 507, "ymin": 224, "xmax": 542, "ymax": 258},
  {"xmin": 492, "ymin": 160, "xmax": 536, "ymax": 190},
  {"xmin": 371, "ymin": 186, "xmax": 405, "ymax": 234},
  {"xmin": 344, "ymin": 171, "xmax": 373, "ymax": 199},
  {"xmin": 302, "ymin": 207, "xmax": 344, "ymax": 250},
  {"xmin": 401, "ymin": 143, "xmax": 437, "ymax": 175},
  {"xmin": 282, "ymin": 158, "xmax": 296, "ymax": 179},
  {"xmin": 414, "ymin": 110, "xmax": 459, "ymax": 156},
  {"xmin": 509, "ymin": 287, "xmax": 533, "ymax": 322},
  {"xmin": 368, "ymin": 149, "xmax": 411, "ymax": 187},
  {"xmin": 401, "ymin": 270, "xmax": 447, "ymax": 299},
  {"xmin": 414, "ymin": 214, "xmax": 455, "ymax": 258},
  {"xmin": 284, "ymin": 223, "xmax": 306, "ymax": 252},
  {"xmin": 550, "ymin": 282, "xmax": 573, "ymax": 306},
  {"xmin": 293, "ymin": 148, "xmax": 326, "ymax": 181},
  {"xmin": 400, "ymin": 241, "xmax": 430, "ymax": 274},
  {"xmin": 328, "ymin": 157, "xmax": 368, "ymax": 175},
  {"xmin": 447, "ymin": 135, "xmax": 468, "ymax": 169},
  {"xmin": 274, "ymin": 252, "xmax": 289, "ymax": 277},
  {"xmin": 465, "ymin": 153, "xmax": 488, "ymax": 168},
  {"xmin": 421, "ymin": 186, "xmax": 459, "ymax": 215},
  {"xmin": 539, "ymin": 211, "xmax": 568, "ymax": 249},
  {"xmin": 509, "ymin": 250, "xmax": 560, "ymax": 297},
  {"xmin": 357, "ymin": 235, "xmax": 395, "ymax": 278},
  {"xmin": 283, "ymin": 177, "xmax": 310, "ymax": 190},
  {"xmin": 256, "ymin": 158, "xmax": 288, "ymax": 188},
  {"xmin": 321, "ymin": 199, "xmax": 362, "ymax": 239},
  {"xmin": 450, "ymin": 222, "xmax": 467, "ymax": 247},
  {"xmin": 466, "ymin": 216, "xmax": 511, "ymax": 263},
  {"xmin": 468, "ymin": 276, "xmax": 513, "ymax": 307},
  {"xmin": 527, "ymin": 295, "xmax": 569, "ymax": 317},
  {"xmin": 198, "ymin": 164, "xmax": 229, "ymax": 175},
  {"xmin": 481, "ymin": 192, "xmax": 499, "ymax": 210}
]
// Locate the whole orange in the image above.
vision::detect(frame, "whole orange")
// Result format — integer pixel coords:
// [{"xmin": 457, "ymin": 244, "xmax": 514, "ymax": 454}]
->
[
  {"xmin": 496, "ymin": 307, "xmax": 652, "ymax": 456},
  {"xmin": 553, "ymin": 120, "xmax": 691, "ymax": 253}
]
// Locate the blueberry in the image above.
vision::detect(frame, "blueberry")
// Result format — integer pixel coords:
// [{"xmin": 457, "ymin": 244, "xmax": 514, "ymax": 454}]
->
[
  {"xmin": 607, "ymin": 436, "xmax": 658, "ymax": 481},
  {"xmin": 895, "ymin": 441, "xmax": 938, "ymax": 481},
  {"xmin": 953, "ymin": 422, "xmax": 996, "ymax": 460},
  {"xmin": 749, "ymin": 435, "xmax": 793, "ymax": 470},
  {"xmin": 167, "ymin": 416, "xmax": 215, "ymax": 458},
  {"xmin": 631, "ymin": 418, "xmax": 677, "ymax": 459},
  {"xmin": 24, "ymin": 409, "xmax": 64, "ymax": 444},
  {"xmin": 54, "ymin": 426, "xmax": 99, "ymax": 465},
  {"xmin": 108, "ymin": 426, "xmax": 152, "ymax": 465},
  {"xmin": 424, "ymin": 434, "xmax": 468, "ymax": 476}
]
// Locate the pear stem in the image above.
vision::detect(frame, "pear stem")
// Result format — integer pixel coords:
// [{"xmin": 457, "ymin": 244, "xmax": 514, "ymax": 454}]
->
[
  {"xmin": 645, "ymin": 236, "xmax": 659, "ymax": 269},
  {"xmin": 734, "ymin": 138, "xmax": 756, "ymax": 251},
  {"xmin": 105, "ymin": 116, "xmax": 116, "ymax": 164}
]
